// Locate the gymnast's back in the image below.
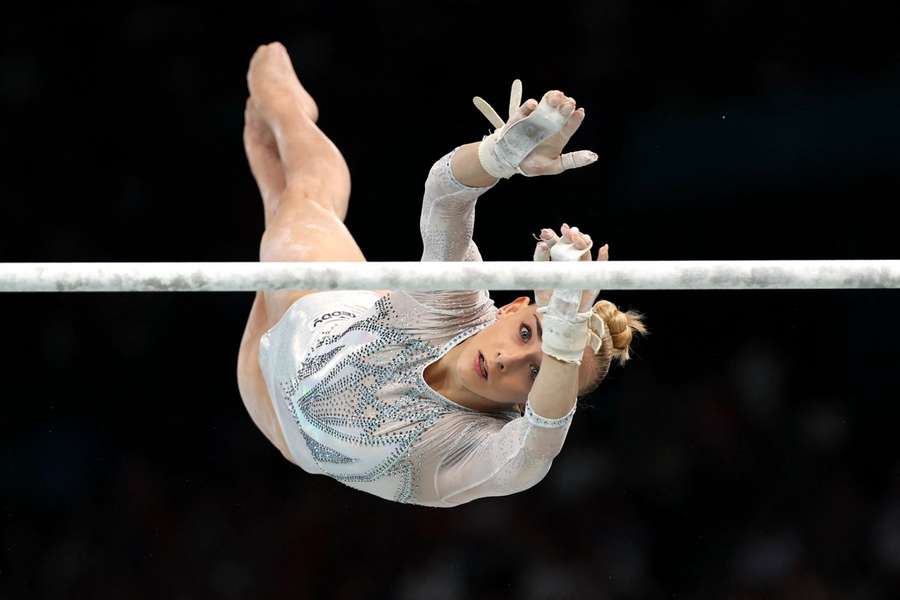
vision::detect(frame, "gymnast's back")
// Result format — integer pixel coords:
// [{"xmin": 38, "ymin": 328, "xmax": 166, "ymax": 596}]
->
[{"xmin": 257, "ymin": 149, "xmax": 574, "ymax": 507}]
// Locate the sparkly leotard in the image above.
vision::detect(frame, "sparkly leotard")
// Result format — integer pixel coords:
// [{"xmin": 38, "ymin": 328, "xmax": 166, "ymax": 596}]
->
[{"xmin": 258, "ymin": 148, "xmax": 576, "ymax": 507}]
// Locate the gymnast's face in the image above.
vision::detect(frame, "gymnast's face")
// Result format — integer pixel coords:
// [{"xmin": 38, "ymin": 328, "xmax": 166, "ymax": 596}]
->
[{"xmin": 459, "ymin": 296, "xmax": 595, "ymax": 413}]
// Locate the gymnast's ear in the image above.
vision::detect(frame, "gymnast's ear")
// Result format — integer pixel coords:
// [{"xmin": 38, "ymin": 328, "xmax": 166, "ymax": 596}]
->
[
  {"xmin": 497, "ymin": 296, "xmax": 531, "ymax": 315},
  {"xmin": 498, "ymin": 296, "xmax": 532, "ymax": 315}
]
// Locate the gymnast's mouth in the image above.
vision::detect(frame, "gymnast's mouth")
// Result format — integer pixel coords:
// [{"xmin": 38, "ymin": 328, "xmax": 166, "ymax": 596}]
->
[{"xmin": 476, "ymin": 351, "xmax": 488, "ymax": 380}]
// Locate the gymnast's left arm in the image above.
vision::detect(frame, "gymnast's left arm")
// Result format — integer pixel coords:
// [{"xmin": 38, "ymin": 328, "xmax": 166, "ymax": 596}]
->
[
  {"xmin": 418, "ymin": 147, "xmax": 497, "ymax": 263},
  {"xmin": 419, "ymin": 79, "xmax": 597, "ymax": 263}
]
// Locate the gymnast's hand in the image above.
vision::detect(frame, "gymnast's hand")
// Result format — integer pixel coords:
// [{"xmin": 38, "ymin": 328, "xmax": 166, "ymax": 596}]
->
[
  {"xmin": 533, "ymin": 224, "xmax": 609, "ymax": 312},
  {"xmin": 473, "ymin": 80, "xmax": 598, "ymax": 177},
  {"xmin": 518, "ymin": 94, "xmax": 597, "ymax": 176}
]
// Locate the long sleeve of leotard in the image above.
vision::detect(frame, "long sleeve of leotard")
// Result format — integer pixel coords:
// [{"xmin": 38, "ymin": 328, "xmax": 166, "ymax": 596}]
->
[
  {"xmin": 396, "ymin": 147, "xmax": 499, "ymax": 314},
  {"xmin": 419, "ymin": 147, "xmax": 498, "ymax": 264},
  {"xmin": 409, "ymin": 402, "xmax": 576, "ymax": 507},
  {"xmin": 396, "ymin": 147, "xmax": 577, "ymax": 506}
]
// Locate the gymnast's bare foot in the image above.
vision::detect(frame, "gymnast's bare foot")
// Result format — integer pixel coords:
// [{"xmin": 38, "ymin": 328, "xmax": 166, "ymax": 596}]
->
[
  {"xmin": 243, "ymin": 97, "xmax": 284, "ymax": 224},
  {"xmin": 247, "ymin": 42, "xmax": 319, "ymax": 123},
  {"xmin": 247, "ymin": 42, "xmax": 350, "ymax": 220}
]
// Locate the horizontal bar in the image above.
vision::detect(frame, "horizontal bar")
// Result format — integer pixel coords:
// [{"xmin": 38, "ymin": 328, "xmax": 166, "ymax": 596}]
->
[{"xmin": 1, "ymin": 261, "xmax": 899, "ymax": 292}]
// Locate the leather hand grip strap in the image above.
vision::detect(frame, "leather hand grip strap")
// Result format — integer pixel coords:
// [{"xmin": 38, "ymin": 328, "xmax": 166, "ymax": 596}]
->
[
  {"xmin": 536, "ymin": 236, "xmax": 594, "ymax": 365},
  {"xmin": 472, "ymin": 80, "xmax": 568, "ymax": 179}
]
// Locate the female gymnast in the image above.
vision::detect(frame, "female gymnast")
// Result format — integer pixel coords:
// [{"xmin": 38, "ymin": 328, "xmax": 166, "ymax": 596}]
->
[{"xmin": 236, "ymin": 43, "xmax": 646, "ymax": 507}]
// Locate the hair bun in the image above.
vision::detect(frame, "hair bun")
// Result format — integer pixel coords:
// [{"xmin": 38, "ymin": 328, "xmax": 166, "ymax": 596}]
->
[{"xmin": 592, "ymin": 300, "xmax": 648, "ymax": 365}]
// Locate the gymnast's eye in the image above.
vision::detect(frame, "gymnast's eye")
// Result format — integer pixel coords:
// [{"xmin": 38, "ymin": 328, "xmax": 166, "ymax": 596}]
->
[{"xmin": 521, "ymin": 324, "xmax": 539, "ymax": 379}]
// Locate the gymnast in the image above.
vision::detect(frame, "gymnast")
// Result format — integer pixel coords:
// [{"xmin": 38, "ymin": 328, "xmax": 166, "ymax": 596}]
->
[{"xmin": 236, "ymin": 43, "xmax": 646, "ymax": 507}]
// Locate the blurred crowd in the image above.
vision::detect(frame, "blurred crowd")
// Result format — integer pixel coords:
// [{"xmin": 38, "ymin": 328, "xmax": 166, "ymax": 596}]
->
[{"xmin": 4, "ymin": 327, "xmax": 900, "ymax": 598}]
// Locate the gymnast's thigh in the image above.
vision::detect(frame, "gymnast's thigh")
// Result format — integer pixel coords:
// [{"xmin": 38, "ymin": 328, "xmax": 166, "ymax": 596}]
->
[
  {"xmin": 238, "ymin": 196, "xmax": 388, "ymax": 455},
  {"xmin": 237, "ymin": 291, "xmax": 293, "ymax": 460},
  {"xmin": 259, "ymin": 195, "xmax": 370, "ymax": 329}
]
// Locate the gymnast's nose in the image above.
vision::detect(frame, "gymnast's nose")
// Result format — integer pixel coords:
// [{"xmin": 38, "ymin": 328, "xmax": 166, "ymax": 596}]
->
[{"xmin": 496, "ymin": 349, "xmax": 530, "ymax": 373}]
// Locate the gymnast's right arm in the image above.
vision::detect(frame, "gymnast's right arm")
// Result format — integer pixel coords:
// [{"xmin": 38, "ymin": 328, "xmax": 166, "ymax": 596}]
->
[
  {"xmin": 414, "ymin": 228, "xmax": 595, "ymax": 506},
  {"xmin": 412, "ymin": 404, "xmax": 574, "ymax": 506}
]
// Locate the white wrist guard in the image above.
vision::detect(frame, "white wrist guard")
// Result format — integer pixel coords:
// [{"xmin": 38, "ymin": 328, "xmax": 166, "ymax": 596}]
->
[
  {"xmin": 537, "ymin": 289, "xmax": 591, "ymax": 365},
  {"xmin": 472, "ymin": 80, "xmax": 568, "ymax": 179},
  {"xmin": 533, "ymin": 232, "xmax": 606, "ymax": 364}
]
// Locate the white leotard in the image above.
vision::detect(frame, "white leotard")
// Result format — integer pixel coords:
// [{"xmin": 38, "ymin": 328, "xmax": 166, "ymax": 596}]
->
[{"xmin": 258, "ymin": 148, "xmax": 575, "ymax": 507}]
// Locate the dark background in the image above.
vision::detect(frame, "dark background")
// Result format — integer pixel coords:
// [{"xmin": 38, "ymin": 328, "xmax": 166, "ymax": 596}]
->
[{"xmin": 3, "ymin": 1, "xmax": 900, "ymax": 598}]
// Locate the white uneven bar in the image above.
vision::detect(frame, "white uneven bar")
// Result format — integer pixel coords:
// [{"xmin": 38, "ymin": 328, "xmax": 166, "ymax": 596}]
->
[{"xmin": 1, "ymin": 261, "xmax": 899, "ymax": 292}]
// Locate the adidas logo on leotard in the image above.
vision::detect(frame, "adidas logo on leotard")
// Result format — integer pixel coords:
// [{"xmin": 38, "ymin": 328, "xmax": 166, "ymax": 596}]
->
[{"xmin": 312, "ymin": 310, "xmax": 357, "ymax": 328}]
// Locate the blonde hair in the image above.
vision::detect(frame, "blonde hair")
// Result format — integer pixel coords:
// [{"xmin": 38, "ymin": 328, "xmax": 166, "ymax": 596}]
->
[{"xmin": 578, "ymin": 299, "xmax": 648, "ymax": 398}]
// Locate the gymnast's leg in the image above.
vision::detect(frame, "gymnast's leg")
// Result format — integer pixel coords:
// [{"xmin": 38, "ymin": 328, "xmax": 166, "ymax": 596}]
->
[
  {"xmin": 247, "ymin": 43, "xmax": 368, "ymax": 326},
  {"xmin": 246, "ymin": 42, "xmax": 349, "ymax": 224},
  {"xmin": 237, "ymin": 43, "xmax": 371, "ymax": 458},
  {"xmin": 236, "ymin": 96, "xmax": 294, "ymax": 458}
]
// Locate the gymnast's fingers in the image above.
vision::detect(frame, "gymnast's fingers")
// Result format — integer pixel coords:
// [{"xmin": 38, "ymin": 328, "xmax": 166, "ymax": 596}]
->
[
  {"xmin": 559, "ymin": 150, "xmax": 599, "ymax": 172},
  {"xmin": 536, "ymin": 227, "xmax": 561, "ymax": 248},
  {"xmin": 558, "ymin": 107, "xmax": 585, "ymax": 143}
]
